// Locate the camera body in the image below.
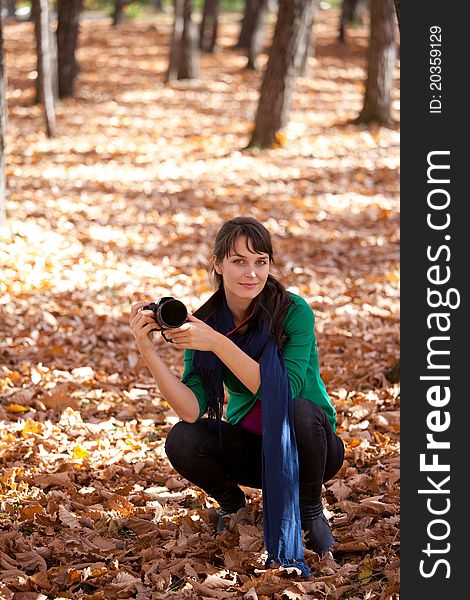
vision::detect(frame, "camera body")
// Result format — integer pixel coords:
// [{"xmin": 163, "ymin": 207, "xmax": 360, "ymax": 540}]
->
[{"xmin": 143, "ymin": 297, "xmax": 188, "ymax": 329}]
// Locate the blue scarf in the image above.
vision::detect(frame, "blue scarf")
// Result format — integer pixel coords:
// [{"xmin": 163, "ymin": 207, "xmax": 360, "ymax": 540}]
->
[{"xmin": 183, "ymin": 289, "xmax": 311, "ymax": 578}]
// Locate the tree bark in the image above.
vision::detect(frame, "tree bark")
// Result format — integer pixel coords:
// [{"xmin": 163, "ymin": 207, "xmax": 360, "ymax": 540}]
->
[
  {"xmin": 57, "ymin": 0, "xmax": 82, "ymax": 98},
  {"xmin": 113, "ymin": 0, "xmax": 128, "ymax": 27},
  {"xmin": 338, "ymin": 0, "xmax": 369, "ymax": 43},
  {"xmin": 32, "ymin": 0, "xmax": 56, "ymax": 137},
  {"xmin": 199, "ymin": 0, "xmax": 219, "ymax": 52},
  {"xmin": 249, "ymin": 0, "xmax": 316, "ymax": 148},
  {"xmin": 355, "ymin": 0, "xmax": 396, "ymax": 124},
  {"xmin": 0, "ymin": 11, "xmax": 7, "ymax": 226},
  {"xmin": 393, "ymin": 0, "xmax": 400, "ymax": 30},
  {"xmin": 237, "ymin": 0, "xmax": 266, "ymax": 51},
  {"xmin": 298, "ymin": 0, "xmax": 318, "ymax": 77},
  {"xmin": 32, "ymin": 0, "xmax": 58, "ymax": 105},
  {"xmin": 7, "ymin": 0, "xmax": 17, "ymax": 19},
  {"xmin": 166, "ymin": 0, "xmax": 199, "ymax": 82},
  {"xmin": 246, "ymin": 0, "xmax": 268, "ymax": 70}
]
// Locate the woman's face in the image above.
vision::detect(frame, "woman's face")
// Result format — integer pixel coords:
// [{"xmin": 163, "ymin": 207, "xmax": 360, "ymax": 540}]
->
[{"xmin": 214, "ymin": 236, "xmax": 270, "ymax": 304}]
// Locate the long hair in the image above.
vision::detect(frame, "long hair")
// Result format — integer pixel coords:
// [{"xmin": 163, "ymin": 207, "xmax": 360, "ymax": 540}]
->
[{"xmin": 210, "ymin": 217, "xmax": 293, "ymax": 348}]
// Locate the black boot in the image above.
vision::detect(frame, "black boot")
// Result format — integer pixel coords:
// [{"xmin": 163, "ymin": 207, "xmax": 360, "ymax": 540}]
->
[
  {"xmin": 210, "ymin": 483, "xmax": 246, "ymax": 533},
  {"xmin": 299, "ymin": 481, "xmax": 335, "ymax": 556}
]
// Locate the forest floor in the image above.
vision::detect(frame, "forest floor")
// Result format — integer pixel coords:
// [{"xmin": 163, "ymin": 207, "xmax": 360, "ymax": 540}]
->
[{"xmin": 0, "ymin": 7, "xmax": 400, "ymax": 600}]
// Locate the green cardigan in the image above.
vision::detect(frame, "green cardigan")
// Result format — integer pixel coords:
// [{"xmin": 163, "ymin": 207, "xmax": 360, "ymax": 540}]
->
[{"xmin": 182, "ymin": 292, "xmax": 337, "ymax": 431}]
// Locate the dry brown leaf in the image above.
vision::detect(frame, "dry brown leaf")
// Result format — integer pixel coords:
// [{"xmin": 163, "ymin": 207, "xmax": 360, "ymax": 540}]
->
[
  {"xmin": 29, "ymin": 571, "xmax": 53, "ymax": 591},
  {"xmin": 328, "ymin": 479, "xmax": 352, "ymax": 501},
  {"xmin": 58, "ymin": 505, "xmax": 80, "ymax": 529},
  {"xmin": 14, "ymin": 551, "xmax": 47, "ymax": 573},
  {"xmin": 124, "ymin": 517, "xmax": 159, "ymax": 535},
  {"xmin": 34, "ymin": 472, "xmax": 76, "ymax": 491},
  {"xmin": 238, "ymin": 524, "xmax": 264, "ymax": 552},
  {"xmin": 41, "ymin": 385, "xmax": 79, "ymax": 411}
]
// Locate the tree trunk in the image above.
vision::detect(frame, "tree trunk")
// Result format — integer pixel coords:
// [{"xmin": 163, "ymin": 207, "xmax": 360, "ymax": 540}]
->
[
  {"xmin": 0, "ymin": 12, "xmax": 7, "ymax": 226},
  {"xmin": 7, "ymin": 0, "xmax": 17, "ymax": 19},
  {"xmin": 246, "ymin": 0, "xmax": 268, "ymax": 70},
  {"xmin": 166, "ymin": 0, "xmax": 199, "ymax": 82},
  {"xmin": 298, "ymin": 0, "xmax": 318, "ymax": 77},
  {"xmin": 32, "ymin": 0, "xmax": 56, "ymax": 137},
  {"xmin": 153, "ymin": 0, "xmax": 163, "ymax": 10},
  {"xmin": 199, "ymin": 0, "xmax": 219, "ymax": 52},
  {"xmin": 57, "ymin": 0, "xmax": 82, "ymax": 98},
  {"xmin": 237, "ymin": 0, "xmax": 264, "ymax": 50},
  {"xmin": 355, "ymin": 0, "xmax": 396, "ymax": 124},
  {"xmin": 249, "ymin": 0, "xmax": 316, "ymax": 148},
  {"xmin": 338, "ymin": 0, "xmax": 369, "ymax": 43},
  {"xmin": 33, "ymin": 0, "xmax": 58, "ymax": 105},
  {"xmin": 113, "ymin": 0, "xmax": 128, "ymax": 27},
  {"xmin": 393, "ymin": 0, "xmax": 400, "ymax": 30}
]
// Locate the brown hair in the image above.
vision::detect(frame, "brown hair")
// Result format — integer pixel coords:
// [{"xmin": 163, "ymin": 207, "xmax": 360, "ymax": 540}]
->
[{"xmin": 210, "ymin": 216, "xmax": 292, "ymax": 347}]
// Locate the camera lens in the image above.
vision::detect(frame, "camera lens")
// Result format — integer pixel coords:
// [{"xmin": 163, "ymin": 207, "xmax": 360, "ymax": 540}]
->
[{"xmin": 158, "ymin": 299, "xmax": 187, "ymax": 328}]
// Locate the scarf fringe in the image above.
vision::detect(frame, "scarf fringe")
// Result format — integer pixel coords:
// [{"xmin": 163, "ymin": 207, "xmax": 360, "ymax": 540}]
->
[{"xmin": 265, "ymin": 555, "xmax": 311, "ymax": 579}]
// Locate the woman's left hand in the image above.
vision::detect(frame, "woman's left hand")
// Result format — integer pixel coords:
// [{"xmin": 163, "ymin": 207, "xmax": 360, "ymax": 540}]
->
[{"xmin": 165, "ymin": 314, "xmax": 219, "ymax": 351}]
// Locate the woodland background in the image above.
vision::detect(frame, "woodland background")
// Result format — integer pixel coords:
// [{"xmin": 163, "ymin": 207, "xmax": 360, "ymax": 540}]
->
[{"xmin": 0, "ymin": 1, "xmax": 400, "ymax": 598}]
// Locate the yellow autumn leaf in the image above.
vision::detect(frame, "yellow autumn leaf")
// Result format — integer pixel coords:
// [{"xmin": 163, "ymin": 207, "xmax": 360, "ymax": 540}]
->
[
  {"xmin": 71, "ymin": 446, "xmax": 89, "ymax": 460},
  {"xmin": 9, "ymin": 371, "xmax": 22, "ymax": 383},
  {"xmin": 386, "ymin": 270, "xmax": 400, "ymax": 282},
  {"xmin": 358, "ymin": 563, "xmax": 374, "ymax": 584},
  {"xmin": 274, "ymin": 131, "xmax": 287, "ymax": 146},
  {"xmin": 348, "ymin": 438, "xmax": 362, "ymax": 448},
  {"xmin": 374, "ymin": 431, "xmax": 390, "ymax": 446},
  {"xmin": 124, "ymin": 437, "xmax": 140, "ymax": 449},
  {"xmin": 7, "ymin": 403, "xmax": 30, "ymax": 413},
  {"xmin": 22, "ymin": 418, "xmax": 42, "ymax": 436}
]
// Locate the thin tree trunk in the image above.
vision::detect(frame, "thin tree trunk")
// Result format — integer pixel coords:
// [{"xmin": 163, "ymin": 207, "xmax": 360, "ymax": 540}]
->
[
  {"xmin": 338, "ymin": 0, "xmax": 369, "ymax": 43},
  {"xmin": 237, "ymin": 0, "xmax": 264, "ymax": 50},
  {"xmin": 33, "ymin": 0, "xmax": 56, "ymax": 137},
  {"xmin": 166, "ymin": 0, "xmax": 199, "ymax": 82},
  {"xmin": 7, "ymin": 0, "xmax": 17, "ymax": 19},
  {"xmin": 249, "ymin": 0, "xmax": 315, "ymax": 148},
  {"xmin": 113, "ymin": 0, "xmax": 128, "ymax": 27},
  {"xmin": 355, "ymin": 0, "xmax": 396, "ymax": 124},
  {"xmin": 393, "ymin": 0, "xmax": 400, "ymax": 30},
  {"xmin": 199, "ymin": 0, "xmax": 219, "ymax": 52},
  {"xmin": 298, "ymin": 0, "xmax": 318, "ymax": 77},
  {"xmin": 0, "ymin": 11, "xmax": 7, "ymax": 226},
  {"xmin": 246, "ymin": 0, "xmax": 268, "ymax": 70},
  {"xmin": 153, "ymin": 0, "xmax": 163, "ymax": 10},
  {"xmin": 33, "ymin": 0, "xmax": 58, "ymax": 106},
  {"xmin": 57, "ymin": 0, "xmax": 82, "ymax": 98}
]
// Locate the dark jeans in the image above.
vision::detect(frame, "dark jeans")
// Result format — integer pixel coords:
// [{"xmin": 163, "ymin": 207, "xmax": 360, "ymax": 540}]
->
[{"xmin": 165, "ymin": 398, "xmax": 344, "ymax": 512}]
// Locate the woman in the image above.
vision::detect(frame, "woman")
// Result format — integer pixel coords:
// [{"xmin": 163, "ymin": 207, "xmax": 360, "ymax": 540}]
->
[{"xmin": 129, "ymin": 217, "xmax": 344, "ymax": 578}]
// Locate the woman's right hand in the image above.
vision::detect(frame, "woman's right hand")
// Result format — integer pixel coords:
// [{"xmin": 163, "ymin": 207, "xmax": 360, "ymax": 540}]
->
[{"xmin": 129, "ymin": 301, "xmax": 161, "ymax": 352}]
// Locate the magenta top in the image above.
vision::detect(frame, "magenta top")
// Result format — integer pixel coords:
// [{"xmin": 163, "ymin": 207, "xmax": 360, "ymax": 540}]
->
[{"xmin": 238, "ymin": 399, "xmax": 262, "ymax": 435}]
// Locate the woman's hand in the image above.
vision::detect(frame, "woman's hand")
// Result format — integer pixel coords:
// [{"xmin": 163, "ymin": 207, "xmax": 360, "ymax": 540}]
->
[
  {"xmin": 129, "ymin": 301, "xmax": 161, "ymax": 352},
  {"xmin": 165, "ymin": 314, "xmax": 219, "ymax": 352}
]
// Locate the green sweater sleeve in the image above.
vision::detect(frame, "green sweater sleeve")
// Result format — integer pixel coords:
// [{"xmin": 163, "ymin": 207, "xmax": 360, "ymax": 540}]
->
[
  {"xmin": 283, "ymin": 297, "xmax": 316, "ymax": 399},
  {"xmin": 181, "ymin": 349, "xmax": 209, "ymax": 422}
]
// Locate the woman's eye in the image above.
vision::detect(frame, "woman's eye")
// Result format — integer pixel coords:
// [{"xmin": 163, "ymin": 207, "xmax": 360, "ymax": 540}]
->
[{"xmin": 232, "ymin": 258, "xmax": 267, "ymax": 265}]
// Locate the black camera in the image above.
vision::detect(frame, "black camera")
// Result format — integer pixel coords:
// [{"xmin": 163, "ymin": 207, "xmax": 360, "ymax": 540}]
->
[{"xmin": 143, "ymin": 297, "xmax": 188, "ymax": 330}]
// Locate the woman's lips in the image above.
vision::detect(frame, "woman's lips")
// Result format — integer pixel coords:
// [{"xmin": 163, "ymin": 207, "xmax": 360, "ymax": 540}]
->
[{"xmin": 240, "ymin": 283, "xmax": 258, "ymax": 288}]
